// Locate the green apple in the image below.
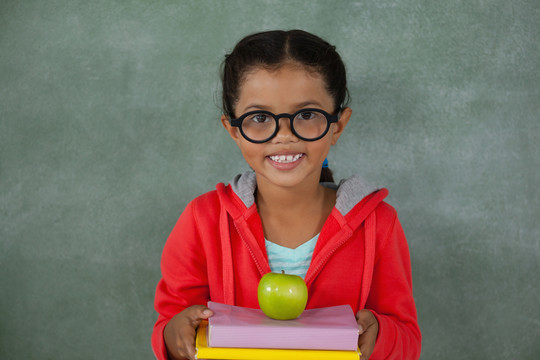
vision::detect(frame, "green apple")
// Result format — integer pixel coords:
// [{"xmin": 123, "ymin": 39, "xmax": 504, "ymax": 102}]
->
[{"xmin": 257, "ymin": 270, "xmax": 308, "ymax": 320}]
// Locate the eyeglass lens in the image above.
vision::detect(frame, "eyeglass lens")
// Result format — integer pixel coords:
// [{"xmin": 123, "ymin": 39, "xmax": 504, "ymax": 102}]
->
[{"xmin": 241, "ymin": 110, "xmax": 329, "ymax": 142}]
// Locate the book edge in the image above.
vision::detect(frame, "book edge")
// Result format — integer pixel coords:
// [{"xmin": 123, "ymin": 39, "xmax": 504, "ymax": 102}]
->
[{"xmin": 197, "ymin": 321, "xmax": 361, "ymax": 359}]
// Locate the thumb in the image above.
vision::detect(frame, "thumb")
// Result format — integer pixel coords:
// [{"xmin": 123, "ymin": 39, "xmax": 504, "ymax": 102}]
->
[
  {"xmin": 187, "ymin": 305, "xmax": 214, "ymax": 325},
  {"xmin": 182, "ymin": 306, "xmax": 214, "ymax": 360},
  {"xmin": 356, "ymin": 309, "xmax": 376, "ymax": 334}
]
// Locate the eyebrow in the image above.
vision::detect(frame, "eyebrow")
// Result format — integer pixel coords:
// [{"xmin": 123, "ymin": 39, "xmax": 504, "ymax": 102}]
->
[{"xmin": 241, "ymin": 101, "xmax": 325, "ymax": 113}]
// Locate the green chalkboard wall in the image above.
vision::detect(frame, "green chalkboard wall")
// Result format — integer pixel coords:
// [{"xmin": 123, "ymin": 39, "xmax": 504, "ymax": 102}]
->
[{"xmin": 1, "ymin": 1, "xmax": 539, "ymax": 359}]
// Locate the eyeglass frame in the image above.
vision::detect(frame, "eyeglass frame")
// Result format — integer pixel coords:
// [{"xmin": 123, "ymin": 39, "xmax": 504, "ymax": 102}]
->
[{"xmin": 229, "ymin": 108, "xmax": 341, "ymax": 144}]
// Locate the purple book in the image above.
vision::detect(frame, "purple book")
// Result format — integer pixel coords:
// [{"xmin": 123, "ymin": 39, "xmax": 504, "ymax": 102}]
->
[{"xmin": 207, "ymin": 301, "xmax": 359, "ymax": 351}]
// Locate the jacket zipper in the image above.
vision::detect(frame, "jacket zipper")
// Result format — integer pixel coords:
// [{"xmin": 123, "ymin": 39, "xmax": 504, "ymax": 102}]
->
[
  {"xmin": 305, "ymin": 230, "xmax": 352, "ymax": 285},
  {"xmin": 233, "ymin": 220, "xmax": 265, "ymax": 276}
]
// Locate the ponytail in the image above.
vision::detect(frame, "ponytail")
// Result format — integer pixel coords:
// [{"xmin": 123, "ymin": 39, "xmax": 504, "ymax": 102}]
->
[{"xmin": 320, "ymin": 167, "xmax": 334, "ymax": 183}]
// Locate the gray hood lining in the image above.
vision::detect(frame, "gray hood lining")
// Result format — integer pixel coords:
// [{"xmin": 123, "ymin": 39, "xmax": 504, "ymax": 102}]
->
[{"xmin": 229, "ymin": 171, "xmax": 379, "ymax": 216}]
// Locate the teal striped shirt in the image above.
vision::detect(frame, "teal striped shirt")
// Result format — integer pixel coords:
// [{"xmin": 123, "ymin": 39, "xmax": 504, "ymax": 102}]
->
[{"xmin": 265, "ymin": 234, "xmax": 319, "ymax": 279}]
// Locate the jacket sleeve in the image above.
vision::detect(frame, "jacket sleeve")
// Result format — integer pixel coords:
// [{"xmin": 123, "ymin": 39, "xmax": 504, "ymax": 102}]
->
[
  {"xmin": 366, "ymin": 211, "xmax": 422, "ymax": 359},
  {"xmin": 151, "ymin": 200, "xmax": 210, "ymax": 360}
]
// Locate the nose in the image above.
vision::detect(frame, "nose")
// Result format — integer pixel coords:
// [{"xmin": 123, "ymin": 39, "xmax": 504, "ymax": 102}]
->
[{"xmin": 272, "ymin": 116, "xmax": 298, "ymax": 143}]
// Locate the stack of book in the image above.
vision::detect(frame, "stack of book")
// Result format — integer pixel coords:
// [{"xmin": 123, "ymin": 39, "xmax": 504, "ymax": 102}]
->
[{"xmin": 195, "ymin": 301, "xmax": 361, "ymax": 360}]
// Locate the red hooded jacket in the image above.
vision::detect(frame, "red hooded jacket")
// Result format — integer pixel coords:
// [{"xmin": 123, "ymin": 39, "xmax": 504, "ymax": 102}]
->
[{"xmin": 152, "ymin": 172, "xmax": 421, "ymax": 359}]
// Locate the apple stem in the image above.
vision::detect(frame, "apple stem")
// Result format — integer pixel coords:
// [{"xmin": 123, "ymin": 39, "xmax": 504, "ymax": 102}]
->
[{"xmin": 281, "ymin": 270, "xmax": 285, "ymax": 275}]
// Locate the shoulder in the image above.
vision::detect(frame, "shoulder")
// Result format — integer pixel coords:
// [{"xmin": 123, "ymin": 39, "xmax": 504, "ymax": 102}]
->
[
  {"xmin": 181, "ymin": 172, "xmax": 253, "ymax": 220},
  {"xmin": 333, "ymin": 174, "xmax": 379, "ymax": 215},
  {"xmin": 165, "ymin": 189, "xmax": 223, "ymax": 249},
  {"xmin": 184, "ymin": 189, "xmax": 222, "ymax": 222},
  {"xmin": 192, "ymin": 188, "xmax": 220, "ymax": 207},
  {"xmin": 375, "ymin": 200, "xmax": 398, "ymax": 224}
]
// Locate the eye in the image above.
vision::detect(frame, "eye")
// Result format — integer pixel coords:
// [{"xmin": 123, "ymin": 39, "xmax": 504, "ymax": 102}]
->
[
  {"xmin": 247, "ymin": 113, "xmax": 272, "ymax": 124},
  {"xmin": 298, "ymin": 111, "xmax": 316, "ymax": 120}
]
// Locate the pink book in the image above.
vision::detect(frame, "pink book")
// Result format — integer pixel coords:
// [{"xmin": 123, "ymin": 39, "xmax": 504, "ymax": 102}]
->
[{"xmin": 206, "ymin": 301, "xmax": 359, "ymax": 351}]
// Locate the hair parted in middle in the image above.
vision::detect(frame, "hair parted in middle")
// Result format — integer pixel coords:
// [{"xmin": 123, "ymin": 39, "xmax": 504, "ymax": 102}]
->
[
  {"xmin": 220, "ymin": 29, "xmax": 350, "ymax": 183},
  {"xmin": 220, "ymin": 29, "xmax": 350, "ymax": 118}
]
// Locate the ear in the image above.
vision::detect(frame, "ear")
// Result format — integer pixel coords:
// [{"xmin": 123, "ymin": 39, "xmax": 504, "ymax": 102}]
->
[
  {"xmin": 330, "ymin": 107, "xmax": 352, "ymax": 145},
  {"xmin": 221, "ymin": 114, "xmax": 242, "ymax": 142}
]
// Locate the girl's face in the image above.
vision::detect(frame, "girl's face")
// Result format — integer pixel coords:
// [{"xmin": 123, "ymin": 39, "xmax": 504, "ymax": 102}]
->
[{"xmin": 222, "ymin": 64, "xmax": 351, "ymax": 190}]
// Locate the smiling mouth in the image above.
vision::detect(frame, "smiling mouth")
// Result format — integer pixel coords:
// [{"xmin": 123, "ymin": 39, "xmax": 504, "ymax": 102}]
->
[{"xmin": 268, "ymin": 154, "xmax": 304, "ymax": 163}]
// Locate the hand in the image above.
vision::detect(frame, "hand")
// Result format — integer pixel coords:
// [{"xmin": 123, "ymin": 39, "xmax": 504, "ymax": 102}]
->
[
  {"xmin": 356, "ymin": 309, "xmax": 379, "ymax": 360},
  {"xmin": 164, "ymin": 305, "xmax": 214, "ymax": 360}
]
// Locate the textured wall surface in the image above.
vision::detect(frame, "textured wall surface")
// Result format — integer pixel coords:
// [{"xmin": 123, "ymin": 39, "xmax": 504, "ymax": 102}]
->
[{"xmin": 1, "ymin": 1, "xmax": 539, "ymax": 359}]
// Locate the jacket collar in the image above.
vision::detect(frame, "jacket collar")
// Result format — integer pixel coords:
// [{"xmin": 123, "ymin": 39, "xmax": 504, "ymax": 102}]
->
[{"xmin": 228, "ymin": 171, "xmax": 379, "ymax": 217}]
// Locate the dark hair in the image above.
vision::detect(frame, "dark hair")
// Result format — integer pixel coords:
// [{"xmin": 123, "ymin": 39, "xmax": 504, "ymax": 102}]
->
[{"xmin": 221, "ymin": 30, "xmax": 349, "ymax": 183}]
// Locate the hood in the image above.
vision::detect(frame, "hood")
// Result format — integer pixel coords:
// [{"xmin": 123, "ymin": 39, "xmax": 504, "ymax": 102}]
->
[{"xmin": 228, "ymin": 171, "xmax": 380, "ymax": 217}]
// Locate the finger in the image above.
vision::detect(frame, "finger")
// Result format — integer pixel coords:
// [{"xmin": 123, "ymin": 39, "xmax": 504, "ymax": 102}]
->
[
  {"xmin": 185, "ymin": 305, "xmax": 214, "ymax": 327},
  {"xmin": 356, "ymin": 310, "xmax": 378, "ymax": 359},
  {"xmin": 358, "ymin": 325, "xmax": 378, "ymax": 359},
  {"xmin": 355, "ymin": 310, "xmax": 376, "ymax": 334},
  {"xmin": 180, "ymin": 306, "xmax": 214, "ymax": 359},
  {"xmin": 178, "ymin": 322, "xmax": 197, "ymax": 360}
]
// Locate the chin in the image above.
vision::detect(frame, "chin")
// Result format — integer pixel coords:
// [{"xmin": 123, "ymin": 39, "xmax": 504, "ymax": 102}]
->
[{"xmin": 260, "ymin": 169, "xmax": 320, "ymax": 189}]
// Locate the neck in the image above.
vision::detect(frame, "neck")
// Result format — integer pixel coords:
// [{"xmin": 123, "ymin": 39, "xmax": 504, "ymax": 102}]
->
[
  {"xmin": 254, "ymin": 174, "xmax": 336, "ymax": 246},
  {"xmin": 255, "ymin": 174, "xmax": 335, "ymax": 219}
]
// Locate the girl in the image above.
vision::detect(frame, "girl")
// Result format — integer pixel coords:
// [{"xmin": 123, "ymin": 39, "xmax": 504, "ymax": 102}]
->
[{"xmin": 152, "ymin": 30, "xmax": 421, "ymax": 360}]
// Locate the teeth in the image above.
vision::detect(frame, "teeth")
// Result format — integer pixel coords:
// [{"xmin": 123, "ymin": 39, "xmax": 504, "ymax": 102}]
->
[{"xmin": 269, "ymin": 154, "xmax": 303, "ymax": 163}]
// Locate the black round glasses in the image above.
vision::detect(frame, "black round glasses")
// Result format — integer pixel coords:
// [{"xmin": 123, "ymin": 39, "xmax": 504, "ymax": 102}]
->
[{"xmin": 229, "ymin": 108, "xmax": 340, "ymax": 143}]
